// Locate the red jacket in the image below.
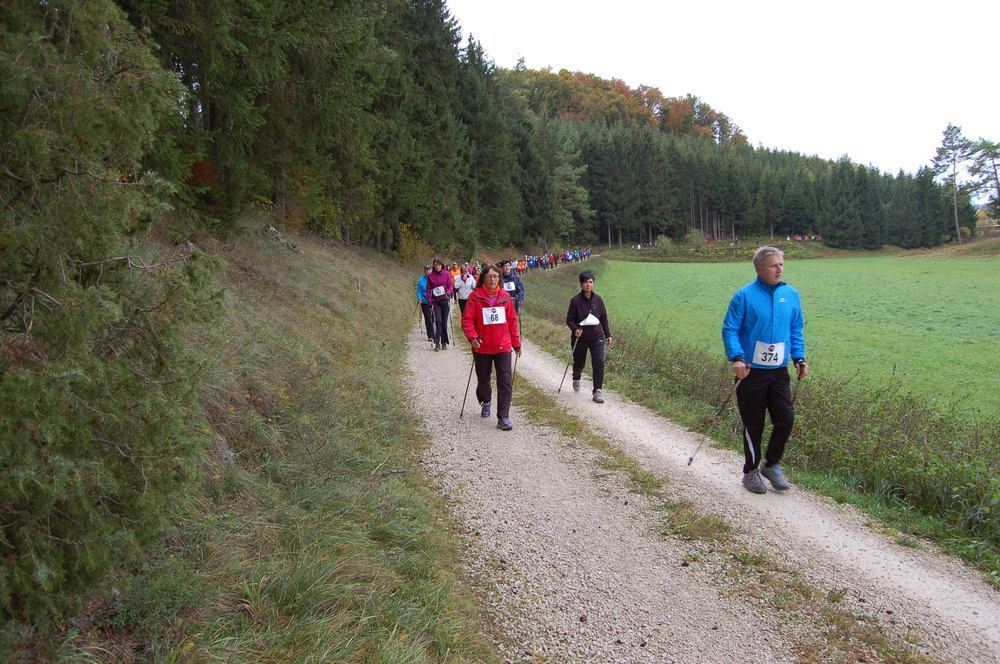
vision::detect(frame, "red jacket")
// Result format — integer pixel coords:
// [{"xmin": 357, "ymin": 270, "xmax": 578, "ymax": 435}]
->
[{"xmin": 461, "ymin": 286, "xmax": 521, "ymax": 354}]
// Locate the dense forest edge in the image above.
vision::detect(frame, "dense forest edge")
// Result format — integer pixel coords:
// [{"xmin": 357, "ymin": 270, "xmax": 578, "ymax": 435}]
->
[{"xmin": 2, "ymin": 0, "xmax": 998, "ymax": 654}]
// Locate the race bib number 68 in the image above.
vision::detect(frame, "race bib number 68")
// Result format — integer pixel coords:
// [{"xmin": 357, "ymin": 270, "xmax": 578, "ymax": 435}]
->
[{"xmin": 482, "ymin": 306, "xmax": 507, "ymax": 325}]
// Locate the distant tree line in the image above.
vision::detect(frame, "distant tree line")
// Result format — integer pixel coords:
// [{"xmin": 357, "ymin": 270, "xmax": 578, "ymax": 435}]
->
[
  {"xmin": 8, "ymin": 1, "xmax": 982, "ymax": 258},
  {"xmin": 105, "ymin": 0, "xmax": 981, "ymax": 252}
]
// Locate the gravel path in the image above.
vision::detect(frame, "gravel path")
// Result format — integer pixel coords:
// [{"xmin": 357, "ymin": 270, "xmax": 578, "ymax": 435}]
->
[{"xmin": 406, "ymin": 325, "xmax": 1000, "ymax": 663}]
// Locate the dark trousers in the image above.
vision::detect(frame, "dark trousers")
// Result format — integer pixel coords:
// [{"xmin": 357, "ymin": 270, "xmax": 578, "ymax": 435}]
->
[
  {"xmin": 458, "ymin": 298, "xmax": 468, "ymax": 315},
  {"xmin": 475, "ymin": 351, "xmax": 513, "ymax": 418},
  {"xmin": 736, "ymin": 368, "xmax": 795, "ymax": 474},
  {"xmin": 432, "ymin": 299, "xmax": 450, "ymax": 345},
  {"xmin": 420, "ymin": 302, "xmax": 435, "ymax": 340},
  {"xmin": 571, "ymin": 336, "xmax": 605, "ymax": 391}
]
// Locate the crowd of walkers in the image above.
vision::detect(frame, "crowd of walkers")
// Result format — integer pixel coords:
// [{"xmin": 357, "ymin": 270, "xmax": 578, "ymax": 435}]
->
[
  {"xmin": 521, "ymin": 247, "xmax": 591, "ymax": 271},
  {"xmin": 414, "ymin": 244, "xmax": 809, "ymax": 497}
]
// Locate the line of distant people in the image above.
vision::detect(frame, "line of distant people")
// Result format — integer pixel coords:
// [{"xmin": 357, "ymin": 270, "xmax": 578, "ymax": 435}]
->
[{"xmin": 522, "ymin": 248, "xmax": 591, "ymax": 270}]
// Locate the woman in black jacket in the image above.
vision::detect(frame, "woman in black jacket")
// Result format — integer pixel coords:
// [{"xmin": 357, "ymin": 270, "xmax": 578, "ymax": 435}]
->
[{"xmin": 565, "ymin": 270, "xmax": 612, "ymax": 403}]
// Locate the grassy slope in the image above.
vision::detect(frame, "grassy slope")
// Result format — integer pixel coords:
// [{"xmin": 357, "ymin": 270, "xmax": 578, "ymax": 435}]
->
[
  {"xmin": 53, "ymin": 227, "xmax": 496, "ymax": 662},
  {"xmin": 599, "ymin": 255, "xmax": 1000, "ymax": 417}
]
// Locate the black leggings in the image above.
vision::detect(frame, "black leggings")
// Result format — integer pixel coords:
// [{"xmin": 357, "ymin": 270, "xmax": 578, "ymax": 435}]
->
[
  {"xmin": 475, "ymin": 351, "xmax": 513, "ymax": 418},
  {"xmin": 571, "ymin": 336, "xmax": 605, "ymax": 391},
  {"xmin": 736, "ymin": 368, "xmax": 795, "ymax": 473},
  {"xmin": 420, "ymin": 302, "xmax": 435, "ymax": 340},
  {"xmin": 432, "ymin": 299, "xmax": 450, "ymax": 345}
]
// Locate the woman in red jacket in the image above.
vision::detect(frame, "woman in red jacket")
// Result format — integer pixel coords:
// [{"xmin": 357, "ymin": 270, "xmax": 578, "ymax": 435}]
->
[{"xmin": 461, "ymin": 264, "xmax": 521, "ymax": 430}]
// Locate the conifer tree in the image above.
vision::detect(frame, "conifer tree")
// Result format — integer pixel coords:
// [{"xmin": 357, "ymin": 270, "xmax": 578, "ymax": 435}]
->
[
  {"xmin": 970, "ymin": 139, "xmax": 1000, "ymax": 219},
  {"xmin": 2, "ymin": 0, "xmax": 212, "ymax": 623},
  {"xmin": 932, "ymin": 123, "xmax": 974, "ymax": 243}
]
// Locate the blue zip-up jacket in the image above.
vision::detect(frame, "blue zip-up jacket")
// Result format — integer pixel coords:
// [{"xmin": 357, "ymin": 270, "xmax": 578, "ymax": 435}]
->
[
  {"xmin": 722, "ymin": 278, "xmax": 805, "ymax": 369},
  {"xmin": 416, "ymin": 275, "xmax": 430, "ymax": 304}
]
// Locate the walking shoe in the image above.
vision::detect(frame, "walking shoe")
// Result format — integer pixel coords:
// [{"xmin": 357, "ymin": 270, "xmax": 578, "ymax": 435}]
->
[
  {"xmin": 592, "ymin": 389, "xmax": 604, "ymax": 404},
  {"xmin": 442, "ymin": 343, "xmax": 448, "ymax": 350},
  {"xmin": 434, "ymin": 344, "xmax": 440, "ymax": 352},
  {"xmin": 760, "ymin": 464, "xmax": 791, "ymax": 490},
  {"xmin": 497, "ymin": 417, "xmax": 513, "ymax": 431},
  {"xmin": 480, "ymin": 402, "xmax": 491, "ymax": 418},
  {"xmin": 572, "ymin": 379, "xmax": 581, "ymax": 392},
  {"xmin": 742, "ymin": 469, "xmax": 767, "ymax": 494}
]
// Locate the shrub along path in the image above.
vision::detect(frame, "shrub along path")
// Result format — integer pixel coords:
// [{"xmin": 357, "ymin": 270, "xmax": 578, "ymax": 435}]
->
[{"xmin": 408, "ymin": 323, "xmax": 1000, "ymax": 662}]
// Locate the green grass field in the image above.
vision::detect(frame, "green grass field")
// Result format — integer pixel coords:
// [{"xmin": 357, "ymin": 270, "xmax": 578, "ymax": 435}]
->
[{"xmin": 599, "ymin": 256, "xmax": 1000, "ymax": 418}]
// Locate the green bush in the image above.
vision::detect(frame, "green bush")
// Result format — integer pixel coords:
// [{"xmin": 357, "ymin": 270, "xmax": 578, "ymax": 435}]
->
[{"xmin": 1, "ymin": 1, "xmax": 216, "ymax": 625}]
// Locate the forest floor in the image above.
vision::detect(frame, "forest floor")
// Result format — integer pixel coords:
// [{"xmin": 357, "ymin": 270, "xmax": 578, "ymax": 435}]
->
[{"xmin": 406, "ymin": 322, "xmax": 1000, "ymax": 663}]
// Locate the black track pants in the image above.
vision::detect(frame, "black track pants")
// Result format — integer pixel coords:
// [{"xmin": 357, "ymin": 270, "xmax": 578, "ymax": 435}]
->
[
  {"xmin": 420, "ymin": 302, "xmax": 435, "ymax": 340},
  {"xmin": 432, "ymin": 299, "xmax": 450, "ymax": 346},
  {"xmin": 571, "ymin": 336, "xmax": 605, "ymax": 391},
  {"xmin": 736, "ymin": 368, "xmax": 795, "ymax": 474},
  {"xmin": 475, "ymin": 351, "xmax": 513, "ymax": 418}
]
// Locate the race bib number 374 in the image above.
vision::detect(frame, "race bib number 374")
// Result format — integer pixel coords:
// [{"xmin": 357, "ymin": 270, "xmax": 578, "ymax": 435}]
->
[
  {"xmin": 753, "ymin": 341, "xmax": 785, "ymax": 366},
  {"xmin": 482, "ymin": 306, "xmax": 507, "ymax": 325}
]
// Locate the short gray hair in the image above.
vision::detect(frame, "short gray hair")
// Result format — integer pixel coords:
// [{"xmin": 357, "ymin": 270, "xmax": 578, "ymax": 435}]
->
[{"xmin": 753, "ymin": 246, "xmax": 784, "ymax": 268}]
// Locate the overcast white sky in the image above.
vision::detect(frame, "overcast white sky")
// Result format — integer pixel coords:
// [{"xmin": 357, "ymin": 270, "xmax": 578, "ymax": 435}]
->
[{"xmin": 445, "ymin": 0, "xmax": 999, "ymax": 176}]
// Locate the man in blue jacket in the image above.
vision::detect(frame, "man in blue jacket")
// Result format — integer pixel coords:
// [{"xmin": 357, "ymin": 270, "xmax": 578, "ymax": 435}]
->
[{"xmin": 722, "ymin": 247, "xmax": 809, "ymax": 494}]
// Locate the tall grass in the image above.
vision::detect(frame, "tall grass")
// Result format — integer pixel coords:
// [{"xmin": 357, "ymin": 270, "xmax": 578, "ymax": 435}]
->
[
  {"xmin": 521, "ymin": 259, "xmax": 1000, "ymax": 587},
  {"xmin": 25, "ymin": 227, "xmax": 495, "ymax": 662}
]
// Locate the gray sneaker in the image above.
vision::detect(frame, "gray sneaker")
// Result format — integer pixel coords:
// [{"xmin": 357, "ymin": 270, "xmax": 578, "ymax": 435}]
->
[
  {"xmin": 592, "ymin": 389, "xmax": 604, "ymax": 404},
  {"xmin": 742, "ymin": 469, "xmax": 767, "ymax": 494},
  {"xmin": 572, "ymin": 379, "xmax": 581, "ymax": 392},
  {"xmin": 760, "ymin": 464, "xmax": 791, "ymax": 490}
]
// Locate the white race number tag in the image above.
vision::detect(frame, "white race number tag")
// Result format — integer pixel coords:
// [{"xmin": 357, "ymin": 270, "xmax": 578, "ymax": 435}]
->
[
  {"xmin": 482, "ymin": 306, "xmax": 507, "ymax": 325},
  {"xmin": 753, "ymin": 341, "xmax": 785, "ymax": 366},
  {"xmin": 503, "ymin": 281, "xmax": 516, "ymax": 291},
  {"xmin": 431, "ymin": 285, "xmax": 445, "ymax": 297}
]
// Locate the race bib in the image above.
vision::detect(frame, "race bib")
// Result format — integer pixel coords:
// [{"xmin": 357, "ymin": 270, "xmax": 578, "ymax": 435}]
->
[
  {"xmin": 431, "ymin": 285, "xmax": 445, "ymax": 297},
  {"xmin": 503, "ymin": 281, "xmax": 516, "ymax": 291},
  {"xmin": 482, "ymin": 306, "xmax": 507, "ymax": 326},
  {"xmin": 579, "ymin": 313, "xmax": 600, "ymax": 326},
  {"xmin": 753, "ymin": 341, "xmax": 785, "ymax": 366}
]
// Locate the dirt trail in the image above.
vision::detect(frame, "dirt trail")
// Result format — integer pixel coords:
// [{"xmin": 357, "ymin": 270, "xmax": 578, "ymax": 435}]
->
[{"xmin": 406, "ymin": 324, "xmax": 1000, "ymax": 663}]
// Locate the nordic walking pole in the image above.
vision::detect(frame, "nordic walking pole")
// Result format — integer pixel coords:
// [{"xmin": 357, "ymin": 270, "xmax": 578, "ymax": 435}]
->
[
  {"xmin": 687, "ymin": 378, "xmax": 742, "ymax": 466},
  {"xmin": 557, "ymin": 336, "xmax": 580, "ymax": 393},
  {"xmin": 459, "ymin": 354, "xmax": 475, "ymax": 418},
  {"xmin": 511, "ymin": 349, "xmax": 520, "ymax": 392},
  {"xmin": 447, "ymin": 301, "xmax": 454, "ymax": 347}
]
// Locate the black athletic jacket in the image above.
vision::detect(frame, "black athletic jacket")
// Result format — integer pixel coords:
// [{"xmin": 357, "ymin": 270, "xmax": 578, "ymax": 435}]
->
[{"xmin": 566, "ymin": 291, "xmax": 611, "ymax": 342}]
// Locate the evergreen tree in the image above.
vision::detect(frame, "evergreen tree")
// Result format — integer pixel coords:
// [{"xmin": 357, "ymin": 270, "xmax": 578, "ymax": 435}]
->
[
  {"xmin": 2, "ymin": 0, "xmax": 213, "ymax": 623},
  {"xmin": 932, "ymin": 123, "xmax": 975, "ymax": 243},
  {"xmin": 970, "ymin": 139, "xmax": 1000, "ymax": 219}
]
